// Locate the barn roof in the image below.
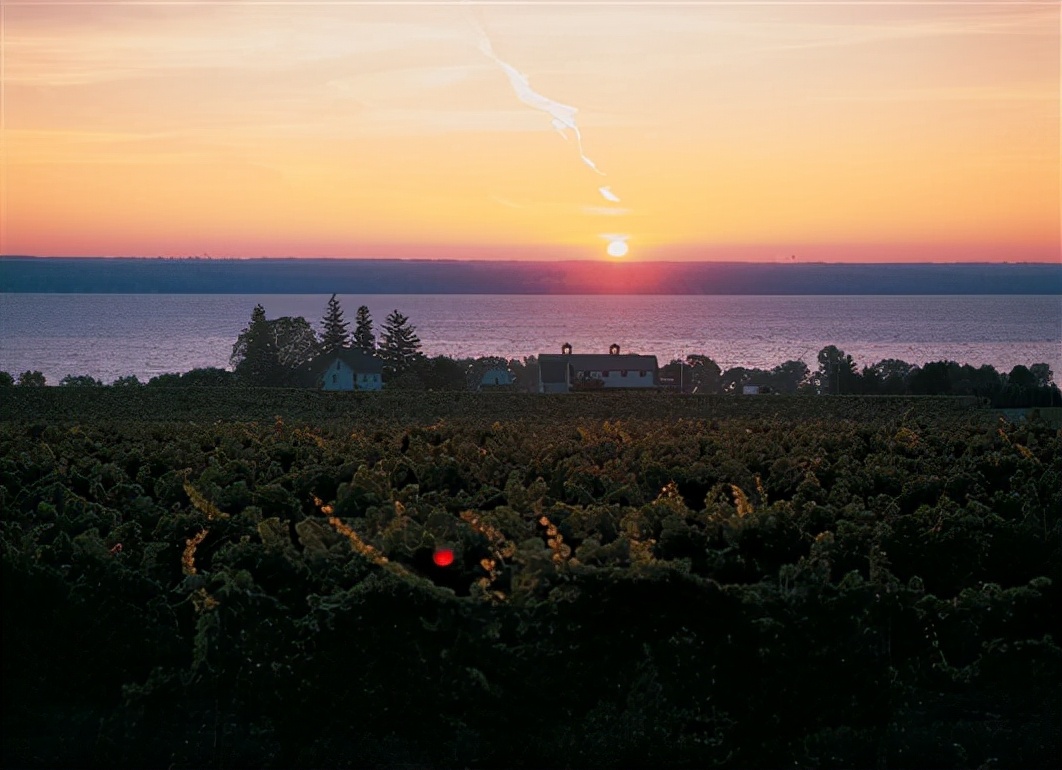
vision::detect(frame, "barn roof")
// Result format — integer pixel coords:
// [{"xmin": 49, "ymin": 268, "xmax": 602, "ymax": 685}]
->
[{"xmin": 539, "ymin": 353, "xmax": 658, "ymax": 371}]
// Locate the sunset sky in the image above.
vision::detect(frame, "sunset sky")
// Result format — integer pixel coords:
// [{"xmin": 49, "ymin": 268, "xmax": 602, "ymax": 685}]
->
[{"xmin": 2, "ymin": 0, "xmax": 1058, "ymax": 261}]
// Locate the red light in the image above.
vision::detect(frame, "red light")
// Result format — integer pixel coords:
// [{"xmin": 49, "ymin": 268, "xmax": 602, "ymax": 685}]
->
[{"xmin": 432, "ymin": 548, "xmax": 455, "ymax": 567}]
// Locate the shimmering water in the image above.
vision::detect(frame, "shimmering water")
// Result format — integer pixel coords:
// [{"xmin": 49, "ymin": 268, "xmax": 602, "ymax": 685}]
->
[{"xmin": 1, "ymin": 294, "xmax": 1059, "ymax": 384}]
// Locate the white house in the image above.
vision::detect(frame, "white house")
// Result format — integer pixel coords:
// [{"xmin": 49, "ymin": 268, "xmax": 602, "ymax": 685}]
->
[
  {"xmin": 311, "ymin": 349, "xmax": 384, "ymax": 391},
  {"xmin": 537, "ymin": 343, "xmax": 658, "ymax": 393}
]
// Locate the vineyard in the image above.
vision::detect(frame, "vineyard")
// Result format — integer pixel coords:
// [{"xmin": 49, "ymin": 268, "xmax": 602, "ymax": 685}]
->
[{"xmin": 2, "ymin": 391, "xmax": 1060, "ymax": 768}]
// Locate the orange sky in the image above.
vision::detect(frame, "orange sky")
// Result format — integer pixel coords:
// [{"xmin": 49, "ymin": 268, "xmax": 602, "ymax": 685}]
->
[{"xmin": 2, "ymin": 0, "xmax": 1059, "ymax": 262}]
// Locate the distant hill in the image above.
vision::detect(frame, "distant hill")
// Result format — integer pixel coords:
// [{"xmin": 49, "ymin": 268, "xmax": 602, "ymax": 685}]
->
[{"xmin": 1, "ymin": 257, "xmax": 1060, "ymax": 295}]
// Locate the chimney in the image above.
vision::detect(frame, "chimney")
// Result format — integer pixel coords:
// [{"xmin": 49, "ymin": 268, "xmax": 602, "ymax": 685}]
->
[
  {"xmin": 609, "ymin": 343, "xmax": 620, "ymax": 356},
  {"xmin": 562, "ymin": 342, "xmax": 572, "ymax": 355}
]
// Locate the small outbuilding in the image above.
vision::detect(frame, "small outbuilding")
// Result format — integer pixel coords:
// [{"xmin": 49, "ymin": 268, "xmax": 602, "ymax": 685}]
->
[{"xmin": 479, "ymin": 367, "xmax": 514, "ymax": 389}]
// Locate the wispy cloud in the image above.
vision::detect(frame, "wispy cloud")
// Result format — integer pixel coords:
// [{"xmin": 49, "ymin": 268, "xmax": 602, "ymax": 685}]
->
[{"xmin": 584, "ymin": 206, "xmax": 631, "ymax": 217}]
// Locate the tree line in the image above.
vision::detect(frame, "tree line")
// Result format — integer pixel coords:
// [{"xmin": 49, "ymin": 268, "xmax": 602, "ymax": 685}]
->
[
  {"xmin": 660, "ymin": 345, "xmax": 1059, "ymax": 407},
  {"xmin": 2, "ymin": 298, "xmax": 1058, "ymax": 406}
]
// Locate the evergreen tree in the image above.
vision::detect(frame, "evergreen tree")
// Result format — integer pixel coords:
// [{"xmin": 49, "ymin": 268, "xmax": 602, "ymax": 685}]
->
[
  {"xmin": 379, "ymin": 309, "xmax": 422, "ymax": 378},
  {"xmin": 231, "ymin": 304, "xmax": 283, "ymax": 385},
  {"xmin": 353, "ymin": 305, "xmax": 376, "ymax": 354},
  {"xmin": 320, "ymin": 294, "xmax": 351, "ymax": 354}
]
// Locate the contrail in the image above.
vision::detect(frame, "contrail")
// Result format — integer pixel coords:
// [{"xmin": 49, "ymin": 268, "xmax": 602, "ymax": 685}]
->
[
  {"xmin": 598, "ymin": 186, "xmax": 621, "ymax": 202},
  {"xmin": 468, "ymin": 10, "xmax": 606, "ymax": 176}
]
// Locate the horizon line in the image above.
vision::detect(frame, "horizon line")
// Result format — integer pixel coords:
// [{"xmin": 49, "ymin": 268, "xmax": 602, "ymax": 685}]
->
[{"xmin": 3, "ymin": 255, "xmax": 1061, "ymax": 266}]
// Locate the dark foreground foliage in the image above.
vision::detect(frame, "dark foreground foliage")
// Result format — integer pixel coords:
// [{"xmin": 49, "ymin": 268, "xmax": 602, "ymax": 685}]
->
[{"xmin": 2, "ymin": 392, "xmax": 1060, "ymax": 769}]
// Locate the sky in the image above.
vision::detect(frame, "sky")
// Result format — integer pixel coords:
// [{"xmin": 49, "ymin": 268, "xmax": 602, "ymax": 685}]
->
[{"xmin": 1, "ymin": 0, "xmax": 1059, "ymax": 262}]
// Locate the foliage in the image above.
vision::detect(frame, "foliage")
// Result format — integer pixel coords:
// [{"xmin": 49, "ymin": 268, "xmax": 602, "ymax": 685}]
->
[
  {"xmin": 59, "ymin": 375, "xmax": 104, "ymax": 387},
  {"xmin": 319, "ymin": 294, "xmax": 350, "ymax": 354},
  {"xmin": 178, "ymin": 367, "xmax": 236, "ymax": 387},
  {"xmin": 2, "ymin": 391, "xmax": 1059, "ymax": 767},
  {"xmin": 353, "ymin": 305, "xmax": 376, "ymax": 354},
  {"xmin": 816, "ymin": 345, "xmax": 860, "ymax": 395},
  {"xmin": 379, "ymin": 309, "xmax": 423, "ymax": 379},
  {"xmin": 17, "ymin": 370, "xmax": 46, "ymax": 387},
  {"xmin": 231, "ymin": 306, "xmax": 318, "ymax": 386},
  {"xmin": 230, "ymin": 304, "xmax": 281, "ymax": 385},
  {"xmin": 111, "ymin": 375, "xmax": 142, "ymax": 387},
  {"xmin": 0, "ymin": 371, "xmax": 14, "ymax": 388},
  {"xmin": 267, "ymin": 316, "xmax": 321, "ymax": 372}
]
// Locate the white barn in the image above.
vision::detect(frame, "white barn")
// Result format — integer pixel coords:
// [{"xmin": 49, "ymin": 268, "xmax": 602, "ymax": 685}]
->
[
  {"xmin": 537, "ymin": 344, "xmax": 658, "ymax": 393},
  {"xmin": 311, "ymin": 349, "xmax": 384, "ymax": 391}
]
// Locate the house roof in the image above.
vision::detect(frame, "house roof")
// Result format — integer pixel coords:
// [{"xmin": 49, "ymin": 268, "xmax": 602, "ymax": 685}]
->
[
  {"xmin": 539, "ymin": 353, "xmax": 658, "ymax": 371},
  {"xmin": 309, "ymin": 348, "xmax": 384, "ymax": 377}
]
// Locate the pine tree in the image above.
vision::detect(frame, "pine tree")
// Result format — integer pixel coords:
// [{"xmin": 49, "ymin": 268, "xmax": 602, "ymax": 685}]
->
[
  {"xmin": 379, "ymin": 309, "xmax": 422, "ymax": 377},
  {"xmin": 353, "ymin": 305, "xmax": 376, "ymax": 354},
  {"xmin": 320, "ymin": 294, "xmax": 351, "ymax": 354},
  {"xmin": 231, "ymin": 304, "xmax": 283, "ymax": 385}
]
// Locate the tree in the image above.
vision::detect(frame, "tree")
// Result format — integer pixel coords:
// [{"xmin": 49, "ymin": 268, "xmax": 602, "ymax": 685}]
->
[
  {"xmin": 909, "ymin": 361, "xmax": 957, "ymax": 395},
  {"xmin": 392, "ymin": 355, "xmax": 469, "ymax": 391},
  {"xmin": 1029, "ymin": 363, "xmax": 1054, "ymax": 389},
  {"xmin": 720, "ymin": 366, "xmax": 752, "ymax": 394},
  {"xmin": 816, "ymin": 346, "xmax": 859, "ymax": 395},
  {"xmin": 353, "ymin": 305, "xmax": 376, "ymax": 354},
  {"xmin": 1007, "ymin": 364, "xmax": 1036, "ymax": 389},
  {"xmin": 320, "ymin": 294, "xmax": 350, "ymax": 354},
  {"xmin": 512, "ymin": 356, "xmax": 539, "ymax": 392},
  {"xmin": 112, "ymin": 375, "xmax": 142, "ymax": 387},
  {"xmin": 685, "ymin": 355, "xmax": 723, "ymax": 394},
  {"xmin": 146, "ymin": 373, "xmax": 183, "ymax": 387},
  {"xmin": 180, "ymin": 367, "xmax": 236, "ymax": 387},
  {"xmin": 767, "ymin": 360, "xmax": 809, "ymax": 394},
  {"xmin": 232, "ymin": 309, "xmax": 319, "ymax": 386},
  {"xmin": 268, "ymin": 317, "xmax": 320, "ymax": 371},
  {"xmin": 379, "ymin": 309, "xmax": 422, "ymax": 378},
  {"xmin": 864, "ymin": 359, "xmax": 915, "ymax": 395},
  {"xmin": 0, "ymin": 371, "xmax": 14, "ymax": 388},
  {"xmin": 230, "ymin": 304, "xmax": 284, "ymax": 386},
  {"xmin": 59, "ymin": 375, "xmax": 103, "ymax": 387},
  {"xmin": 17, "ymin": 370, "xmax": 46, "ymax": 387}
]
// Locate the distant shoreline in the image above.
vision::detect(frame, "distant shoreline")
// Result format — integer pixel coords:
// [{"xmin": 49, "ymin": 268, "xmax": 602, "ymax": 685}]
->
[{"xmin": 2, "ymin": 257, "xmax": 1060, "ymax": 295}]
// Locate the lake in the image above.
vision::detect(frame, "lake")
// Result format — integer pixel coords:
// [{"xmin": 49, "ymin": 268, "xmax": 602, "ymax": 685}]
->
[{"xmin": 0, "ymin": 293, "xmax": 1059, "ymax": 384}]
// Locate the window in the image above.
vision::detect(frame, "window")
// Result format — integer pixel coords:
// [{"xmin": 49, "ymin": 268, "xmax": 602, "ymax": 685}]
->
[
  {"xmin": 621, "ymin": 370, "xmax": 628, "ymax": 377},
  {"xmin": 332, "ymin": 374, "xmax": 337, "ymax": 383},
  {"xmin": 603, "ymin": 370, "xmax": 610, "ymax": 377},
  {"xmin": 336, "ymin": 361, "xmax": 341, "ymax": 370},
  {"xmin": 639, "ymin": 370, "xmax": 646, "ymax": 377}
]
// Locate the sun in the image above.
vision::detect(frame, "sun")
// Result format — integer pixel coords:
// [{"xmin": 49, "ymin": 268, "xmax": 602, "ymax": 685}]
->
[{"xmin": 607, "ymin": 240, "xmax": 629, "ymax": 258}]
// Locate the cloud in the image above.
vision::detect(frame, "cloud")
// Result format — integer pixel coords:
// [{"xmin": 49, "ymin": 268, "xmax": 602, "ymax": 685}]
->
[
  {"xmin": 469, "ymin": 9, "xmax": 606, "ymax": 176},
  {"xmin": 583, "ymin": 206, "xmax": 631, "ymax": 217}
]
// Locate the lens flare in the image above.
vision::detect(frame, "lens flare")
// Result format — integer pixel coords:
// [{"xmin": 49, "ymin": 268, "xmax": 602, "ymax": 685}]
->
[{"xmin": 433, "ymin": 548, "xmax": 455, "ymax": 567}]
